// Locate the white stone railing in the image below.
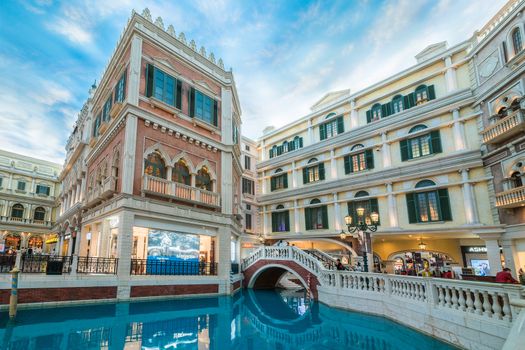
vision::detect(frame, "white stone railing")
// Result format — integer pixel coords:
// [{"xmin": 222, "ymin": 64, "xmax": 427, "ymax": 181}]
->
[
  {"xmin": 85, "ymin": 176, "xmax": 116, "ymax": 206},
  {"xmin": 496, "ymin": 186, "xmax": 525, "ymax": 208},
  {"xmin": 142, "ymin": 175, "xmax": 220, "ymax": 208},
  {"xmin": 242, "ymin": 246, "xmax": 324, "ymax": 276},
  {"xmin": 482, "ymin": 110, "xmax": 525, "ymax": 144}
]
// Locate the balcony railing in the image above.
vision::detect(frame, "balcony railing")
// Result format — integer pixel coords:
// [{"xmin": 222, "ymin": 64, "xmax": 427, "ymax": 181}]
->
[
  {"xmin": 85, "ymin": 176, "xmax": 117, "ymax": 207},
  {"xmin": 130, "ymin": 259, "xmax": 218, "ymax": 276},
  {"xmin": 495, "ymin": 186, "xmax": 525, "ymax": 208},
  {"xmin": 482, "ymin": 110, "xmax": 525, "ymax": 144},
  {"xmin": 77, "ymin": 257, "xmax": 118, "ymax": 274},
  {"xmin": 0, "ymin": 216, "xmax": 54, "ymax": 228},
  {"xmin": 142, "ymin": 175, "xmax": 220, "ymax": 208},
  {"xmin": 20, "ymin": 255, "xmax": 72, "ymax": 274},
  {"xmin": 0, "ymin": 255, "xmax": 16, "ymax": 273}
]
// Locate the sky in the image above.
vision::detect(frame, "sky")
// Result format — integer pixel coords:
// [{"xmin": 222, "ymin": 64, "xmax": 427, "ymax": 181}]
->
[{"xmin": 0, "ymin": 0, "xmax": 509, "ymax": 163}]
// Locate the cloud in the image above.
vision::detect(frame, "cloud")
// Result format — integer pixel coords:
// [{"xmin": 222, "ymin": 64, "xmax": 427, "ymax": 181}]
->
[{"xmin": 47, "ymin": 19, "xmax": 93, "ymax": 44}]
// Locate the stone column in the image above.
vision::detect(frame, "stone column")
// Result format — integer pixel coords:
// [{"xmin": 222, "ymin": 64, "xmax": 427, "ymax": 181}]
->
[
  {"xmin": 501, "ymin": 239, "xmax": 520, "ymax": 276},
  {"xmin": 263, "ymin": 210, "xmax": 269, "ymax": 235},
  {"xmin": 8, "ymin": 174, "xmax": 13, "ymax": 190},
  {"xmin": 260, "ymin": 140, "xmax": 266, "ymax": 161},
  {"xmin": 127, "ymin": 34, "xmax": 143, "ymax": 106},
  {"xmin": 452, "ymin": 109, "xmax": 466, "ymax": 151},
  {"xmin": 294, "ymin": 200, "xmax": 300, "ymax": 233},
  {"xmin": 307, "ymin": 119, "xmax": 314, "ymax": 144},
  {"xmin": 386, "ymin": 183, "xmax": 399, "ymax": 228},
  {"xmin": 116, "ymin": 210, "xmax": 135, "ymax": 300},
  {"xmin": 350, "ymin": 100, "xmax": 359, "ymax": 129},
  {"xmin": 381, "ymin": 132, "xmax": 391, "ymax": 168},
  {"xmin": 330, "ymin": 150, "xmax": 337, "ymax": 179},
  {"xmin": 461, "ymin": 169, "xmax": 479, "ymax": 224},
  {"xmin": 121, "ymin": 114, "xmax": 138, "ymax": 195},
  {"xmin": 333, "ymin": 193, "xmax": 341, "ymax": 231},
  {"xmin": 166, "ymin": 166, "xmax": 173, "ymax": 182},
  {"xmin": 217, "ymin": 226, "xmax": 232, "ymax": 293},
  {"xmin": 291, "ymin": 161, "xmax": 297, "ymax": 188},
  {"xmin": 444, "ymin": 55, "xmax": 458, "ymax": 92},
  {"xmin": 482, "ymin": 236, "xmax": 502, "ymax": 276},
  {"xmin": 31, "ymin": 178, "xmax": 35, "ymax": 194},
  {"xmin": 261, "ymin": 171, "xmax": 266, "ymax": 194}
]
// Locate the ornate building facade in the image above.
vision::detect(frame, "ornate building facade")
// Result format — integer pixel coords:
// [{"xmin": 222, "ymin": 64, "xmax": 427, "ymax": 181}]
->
[{"xmin": 0, "ymin": 149, "xmax": 61, "ymax": 253}]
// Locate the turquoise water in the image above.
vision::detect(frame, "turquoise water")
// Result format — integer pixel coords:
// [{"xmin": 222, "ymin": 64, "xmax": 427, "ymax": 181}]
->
[{"xmin": 0, "ymin": 289, "xmax": 457, "ymax": 349}]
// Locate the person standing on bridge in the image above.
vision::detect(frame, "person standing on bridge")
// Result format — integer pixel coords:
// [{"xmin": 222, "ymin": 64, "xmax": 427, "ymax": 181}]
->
[{"xmin": 336, "ymin": 259, "xmax": 345, "ymax": 271}]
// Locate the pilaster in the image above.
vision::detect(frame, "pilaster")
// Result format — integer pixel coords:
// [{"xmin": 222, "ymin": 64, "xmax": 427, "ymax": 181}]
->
[
  {"xmin": 116, "ymin": 210, "xmax": 134, "ymax": 299},
  {"xmin": 381, "ymin": 132, "xmax": 391, "ymax": 168},
  {"xmin": 350, "ymin": 100, "xmax": 359, "ymax": 129},
  {"xmin": 452, "ymin": 109, "xmax": 466, "ymax": 151},
  {"xmin": 121, "ymin": 114, "xmax": 138, "ymax": 194},
  {"xmin": 461, "ymin": 169, "xmax": 479, "ymax": 224},
  {"xmin": 127, "ymin": 35, "xmax": 143, "ymax": 106}
]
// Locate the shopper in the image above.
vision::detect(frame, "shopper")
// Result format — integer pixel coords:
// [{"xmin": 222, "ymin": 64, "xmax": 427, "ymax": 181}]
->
[
  {"xmin": 421, "ymin": 267, "xmax": 432, "ymax": 277},
  {"xmin": 495, "ymin": 268, "xmax": 519, "ymax": 284},
  {"xmin": 336, "ymin": 259, "xmax": 345, "ymax": 271}
]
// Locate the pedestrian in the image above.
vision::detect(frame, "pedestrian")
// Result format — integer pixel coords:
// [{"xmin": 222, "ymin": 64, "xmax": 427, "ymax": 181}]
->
[
  {"xmin": 336, "ymin": 259, "xmax": 345, "ymax": 271},
  {"xmin": 495, "ymin": 268, "xmax": 519, "ymax": 284},
  {"xmin": 421, "ymin": 267, "xmax": 431, "ymax": 277}
]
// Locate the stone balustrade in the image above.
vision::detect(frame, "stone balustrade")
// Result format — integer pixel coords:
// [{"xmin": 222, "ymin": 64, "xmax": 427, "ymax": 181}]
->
[
  {"xmin": 85, "ymin": 175, "xmax": 116, "ymax": 207},
  {"xmin": 482, "ymin": 110, "xmax": 525, "ymax": 144},
  {"xmin": 496, "ymin": 185, "xmax": 525, "ymax": 208},
  {"xmin": 142, "ymin": 175, "xmax": 220, "ymax": 208},
  {"xmin": 0, "ymin": 216, "xmax": 54, "ymax": 228}
]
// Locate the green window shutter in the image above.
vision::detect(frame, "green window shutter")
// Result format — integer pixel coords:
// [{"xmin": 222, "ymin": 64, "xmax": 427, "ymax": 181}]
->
[
  {"xmin": 347, "ymin": 201, "xmax": 357, "ymax": 226},
  {"xmin": 386, "ymin": 102, "xmax": 393, "ymax": 116},
  {"xmin": 344, "ymin": 155, "xmax": 351, "ymax": 174},
  {"xmin": 289, "ymin": 141, "xmax": 295, "ymax": 151},
  {"xmin": 319, "ymin": 123, "xmax": 327, "ymax": 140},
  {"xmin": 428, "ymin": 85, "xmax": 436, "ymax": 100},
  {"xmin": 305, "ymin": 208, "xmax": 312, "ymax": 230},
  {"xmin": 189, "ymin": 87, "xmax": 195, "ymax": 117},
  {"xmin": 318, "ymin": 163, "xmax": 325, "ymax": 180},
  {"xmin": 176, "ymin": 80, "xmax": 182, "ymax": 109},
  {"xmin": 370, "ymin": 198, "xmax": 380, "ymax": 225},
  {"xmin": 284, "ymin": 211, "xmax": 290, "ymax": 231},
  {"xmin": 269, "ymin": 149, "xmax": 274, "ymax": 159},
  {"xmin": 438, "ymin": 189, "xmax": 452, "ymax": 221},
  {"xmin": 403, "ymin": 95, "xmax": 410, "ymax": 109},
  {"xmin": 365, "ymin": 149, "xmax": 374, "ymax": 169},
  {"xmin": 213, "ymin": 100, "xmax": 218, "ymax": 126},
  {"xmin": 381, "ymin": 104, "xmax": 387, "ymax": 118},
  {"xmin": 271, "ymin": 212, "xmax": 277, "ymax": 232},
  {"xmin": 337, "ymin": 116, "xmax": 344, "ymax": 134},
  {"xmin": 430, "ymin": 130, "xmax": 442, "ymax": 154},
  {"xmin": 299, "ymin": 137, "xmax": 303, "ymax": 148},
  {"xmin": 366, "ymin": 110, "xmax": 372, "ymax": 123},
  {"xmin": 145, "ymin": 64, "xmax": 154, "ymax": 97},
  {"xmin": 270, "ymin": 177, "xmax": 276, "ymax": 191},
  {"xmin": 321, "ymin": 206, "xmax": 328, "ymax": 229},
  {"xmin": 283, "ymin": 174, "xmax": 288, "ymax": 189},
  {"xmin": 400, "ymin": 139, "xmax": 410, "ymax": 161},
  {"xmin": 408, "ymin": 93, "xmax": 416, "ymax": 108},
  {"xmin": 406, "ymin": 193, "xmax": 418, "ymax": 223},
  {"xmin": 303, "ymin": 168, "xmax": 308, "ymax": 184},
  {"xmin": 122, "ymin": 69, "xmax": 127, "ymax": 101}
]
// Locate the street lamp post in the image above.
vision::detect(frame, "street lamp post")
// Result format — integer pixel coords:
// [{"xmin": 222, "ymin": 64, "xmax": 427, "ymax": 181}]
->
[{"xmin": 340, "ymin": 207, "xmax": 379, "ymax": 272}]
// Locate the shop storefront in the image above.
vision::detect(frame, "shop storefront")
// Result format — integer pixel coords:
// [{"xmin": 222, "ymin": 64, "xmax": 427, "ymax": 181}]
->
[
  {"xmin": 460, "ymin": 246, "xmax": 503, "ymax": 276},
  {"xmin": 390, "ymin": 250, "xmax": 454, "ymax": 275},
  {"xmin": 45, "ymin": 234, "xmax": 58, "ymax": 254}
]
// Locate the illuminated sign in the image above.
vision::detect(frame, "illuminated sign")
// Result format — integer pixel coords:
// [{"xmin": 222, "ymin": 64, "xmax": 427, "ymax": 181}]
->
[
  {"xmin": 242, "ymin": 243, "xmax": 255, "ymax": 248},
  {"xmin": 466, "ymin": 246, "xmax": 487, "ymax": 253}
]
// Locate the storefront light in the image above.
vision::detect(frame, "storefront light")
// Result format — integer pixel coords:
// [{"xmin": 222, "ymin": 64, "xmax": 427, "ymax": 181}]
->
[
  {"xmin": 356, "ymin": 207, "xmax": 365, "ymax": 217},
  {"xmin": 344, "ymin": 215, "xmax": 352, "ymax": 225},
  {"xmin": 339, "ymin": 231, "xmax": 347, "ymax": 240},
  {"xmin": 418, "ymin": 237, "xmax": 427, "ymax": 250}
]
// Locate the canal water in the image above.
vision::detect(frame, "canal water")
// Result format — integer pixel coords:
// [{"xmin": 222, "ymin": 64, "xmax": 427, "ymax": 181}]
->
[{"xmin": 0, "ymin": 289, "xmax": 457, "ymax": 349}]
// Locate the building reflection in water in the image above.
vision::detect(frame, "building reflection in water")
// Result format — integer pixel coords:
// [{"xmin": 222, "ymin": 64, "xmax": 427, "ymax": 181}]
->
[{"xmin": 0, "ymin": 290, "xmax": 454, "ymax": 350}]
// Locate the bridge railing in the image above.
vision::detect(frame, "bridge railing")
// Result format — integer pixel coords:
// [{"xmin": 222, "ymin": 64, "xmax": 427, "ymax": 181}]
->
[{"xmin": 242, "ymin": 246, "xmax": 325, "ymax": 275}]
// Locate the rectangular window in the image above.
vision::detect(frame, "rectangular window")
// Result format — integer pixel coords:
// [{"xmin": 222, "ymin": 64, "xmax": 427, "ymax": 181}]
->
[
  {"xmin": 145, "ymin": 64, "xmax": 182, "ymax": 109},
  {"xmin": 93, "ymin": 113, "xmax": 102, "ymax": 137},
  {"xmin": 245, "ymin": 145, "xmax": 250, "ymax": 151},
  {"xmin": 114, "ymin": 70, "xmax": 127, "ymax": 103},
  {"xmin": 245, "ymin": 213, "xmax": 252, "ymax": 230},
  {"xmin": 409, "ymin": 135, "xmax": 431, "ymax": 158},
  {"xmin": 406, "ymin": 189, "xmax": 452, "ymax": 223},
  {"xmin": 246, "ymin": 204, "xmax": 251, "ymax": 210},
  {"xmin": 244, "ymin": 155, "xmax": 251, "ymax": 170},
  {"xmin": 17, "ymin": 181, "xmax": 26, "ymax": 191},
  {"xmin": 0, "ymin": 177, "xmax": 3, "ymax": 187},
  {"xmin": 400, "ymin": 130, "xmax": 442, "ymax": 161},
  {"xmin": 36, "ymin": 185, "xmax": 50, "ymax": 196},
  {"xmin": 102, "ymin": 96, "xmax": 112, "ymax": 122},
  {"xmin": 189, "ymin": 88, "xmax": 218, "ymax": 126},
  {"xmin": 305, "ymin": 206, "xmax": 328, "ymax": 230},
  {"xmin": 320, "ymin": 116, "xmax": 344, "ymax": 140},
  {"xmin": 303, "ymin": 163, "xmax": 325, "ymax": 184},
  {"xmin": 308, "ymin": 167, "xmax": 319, "ymax": 182},
  {"xmin": 242, "ymin": 178, "xmax": 254, "ymax": 195},
  {"xmin": 347, "ymin": 198, "xmax": 380, "ymax": 226},
  {"xmin": 272, "ymin": 211, "xmax": 290, "ymax": 232},
  {"xmin": 352, "ymin": 153, "xmax": 366, "ymax": 172},
  {"xmin": 271, "ymin": 174, "xmax": 288, "ymax": 191}
]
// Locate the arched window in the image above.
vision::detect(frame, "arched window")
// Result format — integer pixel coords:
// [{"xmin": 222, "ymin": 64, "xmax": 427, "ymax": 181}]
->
[
  {"xmin": 293, "ymin": 136, "xmax": 302, "ymax": 150},
  {"xmin": 172, "ymin": 159, "xmax": 191, "ymax": 186},
  {"xmin": 282, "ymin": 141, "xmax": 288, "ymax": 153},
  {"xmin": 28, "ymin": 236, "xmax": 43, "ymax": 249},
  {"xmin": 511, "ymin": 172, "xmax": 523, "ymax": 188},
  {"xmin": 144, "ymin": 152, "xmax": 166, "ymax": 179},
  {"xmin": 112, "ymin": 151, "xmax": 120, "ymax": 178},
  {"xmin": 392, "ymin": 95, "xmax": 404, "ymax": 114},
  {"xmin": 371, "ymin": 104, "xmax": 382, "ymax": 120},
  {"xmin": 11, "ymin": 204, "xmax": 24, "ymax": 218},
  {"xmin": 275, "ymin": 168, "xmax": 283, "ymax": 174},
  {"xmin": 305, "ymin": 198, "xmax": 327, "ymax": 230},
  {"xmin": 304, "ymin": 159, "xmax": 324, "ymax": 184},
  {"xmin": 196, "ymin": 167, "xmax": 212, "ymax": 191},
  {"xmin": 512, "ymin": 27, "xmax": 523, "ymax": 54},
  {"xmin": 272, "ymin": 205, "xmax": 289, "ymax": 232},
  {"xmin": 326, "ymin": 112, "xmax": 337, "ymax": 119},
  {"xmin": 415, "ymin": 85, "xmax": 429, "ymax": 104},
  {"xmin": 401, "ymin": 125, "xmax": 441, "ymax": 160},
  {"xmin": 34, "ymin": 207, "xmax": 46, "ymax": 221},
  {"xmin": 407, "ymin": 180, "xmax": 451, "ymax": 223},
  {"xmin": 355, "ymin": 190, "xmax": 369, "ymax": 198},
  {"xmin": 351, "ymin": 144, "xmax": 364, "ymax": 151},
  {"xmin": 415, "ymin": 180, "xmax": 436, "ymax": 188}
]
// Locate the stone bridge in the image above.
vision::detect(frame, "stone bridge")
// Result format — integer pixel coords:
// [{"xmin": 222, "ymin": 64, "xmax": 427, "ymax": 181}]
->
[{"xmin": 242, "ymin": 246, "xmax": 328, "ymax": 299}]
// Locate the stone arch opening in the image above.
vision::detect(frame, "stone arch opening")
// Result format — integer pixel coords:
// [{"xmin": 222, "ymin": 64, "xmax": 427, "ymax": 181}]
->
[{"xmin": 249, "ymin": 264, "xmax": 309, "ymax": 291}]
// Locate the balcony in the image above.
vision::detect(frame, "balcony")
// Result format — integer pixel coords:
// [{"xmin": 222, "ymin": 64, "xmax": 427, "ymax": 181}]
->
[
  {"xmin": 495, "ymin": 186, "xmax": 525, "ymax": 208},
  {"xmin": 0, "ymin": 216, "xmax": 54, "ymax": 228},
  {"xmin": 85, "ymin": 176, "xmax": 117, "ymax": 207},
  {"xmin": 142, "ymin": 175, "xmax": 220, "ymax": 208},
  {"xmin": 482, "ymin": 110, "xmax": 525, "ymax": 144}
]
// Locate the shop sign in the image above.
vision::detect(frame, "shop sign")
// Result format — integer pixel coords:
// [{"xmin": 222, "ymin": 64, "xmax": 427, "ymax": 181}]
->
[
  {"xmin": 466, "ymin": 247, "xmax": 487, "ymax": 253},
  {"xmin": 242, "ymin": 243, "xmax": 255, "ymax": 248},
  {"xmin": 64, "ymin": 234, "xmax": 71, "ymax": 240}
]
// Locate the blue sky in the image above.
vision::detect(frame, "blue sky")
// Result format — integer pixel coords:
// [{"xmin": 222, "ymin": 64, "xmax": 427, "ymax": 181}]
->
[{"xmin": 0, "ymin": 0, "xmax": 508, "ymax": 163}]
